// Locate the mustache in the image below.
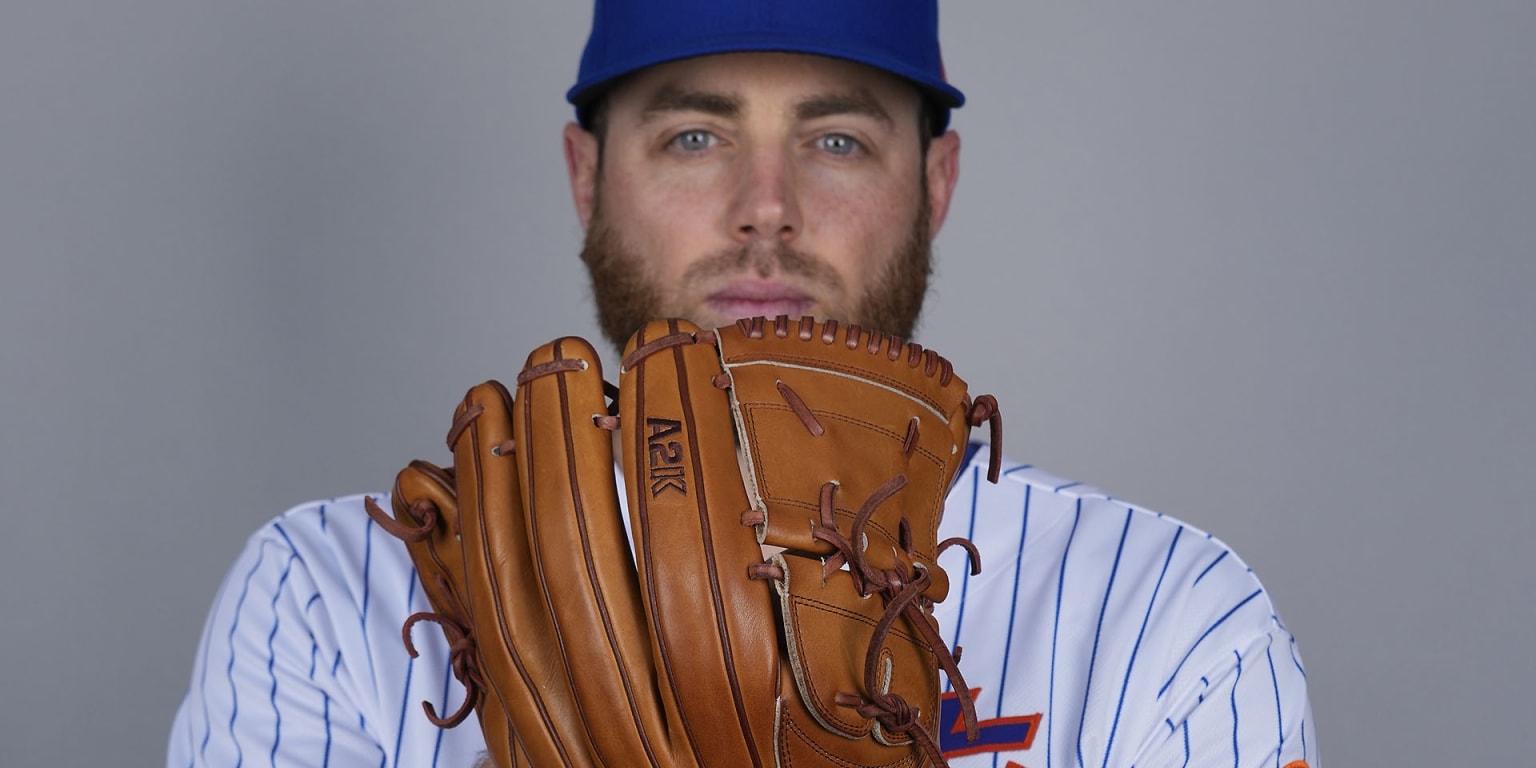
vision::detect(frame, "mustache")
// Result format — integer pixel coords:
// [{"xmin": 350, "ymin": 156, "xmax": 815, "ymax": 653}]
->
[{"xmin": 681, "ymin": 242, "xmax": 844, "ymax": 291}]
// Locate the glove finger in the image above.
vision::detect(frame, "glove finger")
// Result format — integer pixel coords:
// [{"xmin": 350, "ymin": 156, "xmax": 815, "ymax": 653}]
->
[
  {"xmin": 718, "ymin": 316, "xmax": 970, "ymax": 592},
  {"xmin": 450, "ymin": 380, "xmax": 594, "ymax": 768},
  {"xmin": 387, "ymin": 459, "xmax": 463, "ymax": 630},
  {"xmin": 620, "ymin": 319, "xmax": 779, "ymax": 767},
  {"xmin": 514, "ymin": 336, "xmax": 672, "ymax": 765},
  {"xmin": 375, "ymin": 460, "xmax": 480, "ymax": 727}
]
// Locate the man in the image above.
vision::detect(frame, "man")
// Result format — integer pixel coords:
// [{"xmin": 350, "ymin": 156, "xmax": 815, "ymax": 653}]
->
[{"xmin": 169, "ymin": 1, "xmax": 1317, "ymax": 766}]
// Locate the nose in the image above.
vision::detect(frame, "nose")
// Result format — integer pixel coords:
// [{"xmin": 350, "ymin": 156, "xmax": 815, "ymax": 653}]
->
[{"xmin": 727, "ymin": 145, "xmax": 802, "ymax": 245}]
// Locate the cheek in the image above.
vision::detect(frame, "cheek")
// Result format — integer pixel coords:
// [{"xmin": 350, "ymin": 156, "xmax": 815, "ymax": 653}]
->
[
  {"xmin": 600, "ymin": 167, "xmax": 724, "ymax": 279},
  {"xmin": 799, "ymin": 171, "xmax": 921, "ymax": 275}
]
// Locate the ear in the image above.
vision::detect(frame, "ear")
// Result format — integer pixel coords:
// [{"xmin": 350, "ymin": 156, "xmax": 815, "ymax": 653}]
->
[
  {"xmin": 564, "ymin": 121, "xmax": 600, "ymax": 229},
  {"xmin": 923, "ymin": 130, "xmax": 961, "ymax": 236}
]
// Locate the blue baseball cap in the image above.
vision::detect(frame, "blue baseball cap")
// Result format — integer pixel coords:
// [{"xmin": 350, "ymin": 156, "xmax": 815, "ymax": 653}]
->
[{"xmin": 568, "ymin": 0, "xmax": 965, "ymax": 134}]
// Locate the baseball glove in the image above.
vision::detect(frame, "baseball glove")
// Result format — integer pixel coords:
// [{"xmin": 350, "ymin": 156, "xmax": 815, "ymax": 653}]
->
[{"xmin": 366, "ymin": 315, "xmax": 1003, "ymax": 767}]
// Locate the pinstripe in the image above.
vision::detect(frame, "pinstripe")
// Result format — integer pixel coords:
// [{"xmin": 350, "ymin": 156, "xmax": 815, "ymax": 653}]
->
[
  {"xmin": 321, "ymin": 692, "xmax": 332, "ymax": 768},
  {"xmin": 307, "ymin": 635, "xmax": 333, "ymax": 768},
  {"xmin": 217, "ymin": 543, "xmax": 270, "ymax": 768},
  {"xmin": 994, "ymin": 484, "xmax": 1032, "ymax": 710},
  {"xmin": 431, "ymin": 655, "xmax": 453, "ymax": 768},
  {"xmin": 1181, "ymin": 721, "xmax": 1190, "ymax": 768},
  {"xmin": 1267, "ymin": 643, "xmax": 1283, "ymax": 767},
  {"xmin": 390, "ymin": 655, "xmax": 413, "ymax": 768},
  {"xmin": 265, "ymin": 554, "xmax": 297, "ymax": 767},
  {"xmin": 360, "ymin": 517, "xmax": 378, "ymax": 685},
  {"xmin": 273, "ymin": 523, "xmax": 298, "ymax": 557},
  {"xmin": 985, "ymin": 481, "xmax": 1032, "ymax": 768},
  {"xmin": 1103, "ymin": 525, "xmax": 1183, "ymax": 767},
  {"xmin": 1230, "ymin": 650, "xmax": 1243, "ymax": 768},
  {"xmin": 946, "ymin": 463, "xmax": 983, "ymax": 692},
  {"xmin": 1158, "ymin": 589, "xmax": 1263, "ymax": 698},
  {"xmin": 330, "ymin": 629, "xmax": 346, "ymax": 763},
  {"xmin": 1075, "ymin": 508, "xmax": 1135, "ymax": 768},
  {"xmin": 1045, "ymin": 501, "xmax": 1084, "ymax": 768},
  {"xmin": 1193, "ymin": 551, "xmax": 1227, "ymax": 586},
  {"xmin": 390, "ymin": 575, "xmax": 420, "ymax": 768}
]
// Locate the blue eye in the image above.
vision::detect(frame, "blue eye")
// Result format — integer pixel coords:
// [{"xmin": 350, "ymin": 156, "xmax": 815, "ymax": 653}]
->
[
  {"xmin": 819, "ymin": 134, "xmax": 861, "ymax": 156},
  {"xmin": 672, "ymin": 130, "xmax": 715, "ymax": 151}
]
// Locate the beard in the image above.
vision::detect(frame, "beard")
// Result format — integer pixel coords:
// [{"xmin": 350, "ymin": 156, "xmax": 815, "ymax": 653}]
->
[{"xmin": 578, "ymin": 198, "xmax": 934, "ymax": 352}]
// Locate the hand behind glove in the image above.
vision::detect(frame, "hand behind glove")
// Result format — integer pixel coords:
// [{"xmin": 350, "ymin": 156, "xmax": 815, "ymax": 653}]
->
[{"xmin": 368, "ymin": 316, "xmax": 1003, "ymax": 767}]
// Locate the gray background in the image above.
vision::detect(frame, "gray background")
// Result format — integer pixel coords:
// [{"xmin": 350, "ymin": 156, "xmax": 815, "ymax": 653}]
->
[{"xmin": 2, "ymin": 1, "xmax": 1532, "ymax": 765}]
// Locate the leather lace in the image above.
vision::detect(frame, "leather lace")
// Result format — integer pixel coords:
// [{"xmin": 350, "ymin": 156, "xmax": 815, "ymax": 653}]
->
[
  {"xmin": 368, "ymin": 492, "xmax": 482, "ymax": 730},
  {"xmin": 402, "ymin": 572, "xmax": 483, "ymax": 728},
  {"xmin": 363, "ymin": 495, "xmax": 437, "ymax": 543},
  {"xmin": 809, "ymin": 477, "xmax": 982, "ymax": 765},
  {"xmin": 967, "ymin": 394, "xmax": 1003, "ymax": 483}
]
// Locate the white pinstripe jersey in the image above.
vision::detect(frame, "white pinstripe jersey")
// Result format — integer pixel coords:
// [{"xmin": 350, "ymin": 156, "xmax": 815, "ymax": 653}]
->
[{"xmin": 168, "ymin": 445, "xmax": 1318, "ymax": 767}]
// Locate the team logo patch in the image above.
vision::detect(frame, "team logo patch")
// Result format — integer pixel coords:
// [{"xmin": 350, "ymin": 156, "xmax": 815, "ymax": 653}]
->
[{"xmin": 938, "ymin": 688, "xmax": 1042, "ymax": 760}]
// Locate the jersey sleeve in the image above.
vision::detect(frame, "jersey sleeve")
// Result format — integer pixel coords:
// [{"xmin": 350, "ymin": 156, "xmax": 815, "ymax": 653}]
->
[
  {"xmin": 1131, "ymin": 624, "xmax": 1317, "ymax": 767},
  {"xmin": 166, "ymin": 519, "xmax": 384, "ymax": 767},
  {"xmin": 166, "ymin": 496, "xmax": 487, "ymax": 768},
  {"xmin": 934, "ymin": 454, "xmax": 1319, "ymax": 768},
  {"xmin": 1123, "ymin": 533, "xmax": 1320, "ymax": 768}
]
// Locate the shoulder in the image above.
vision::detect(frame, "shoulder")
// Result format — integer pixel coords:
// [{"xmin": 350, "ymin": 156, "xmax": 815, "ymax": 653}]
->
[
  {"xmin": 945, "ymin": 444, "xmax": 1282, "ymax": 623},
  {"xmin": 170, "ymin": 493, "xmax": 487, "ymax": 767},
  {"xmin": 224, "ymin": 491, "xmax": 423, "ymax": 629},
  {"xmin": 246, "ymin": 492, "xmax": 413, "ymax": 579},
  {"xmin": 939, "ymin": 445, "xmax": 1302, "ymax": 700}
]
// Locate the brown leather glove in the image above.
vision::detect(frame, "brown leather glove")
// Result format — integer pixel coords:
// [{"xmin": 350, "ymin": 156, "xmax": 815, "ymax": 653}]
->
[{"xmin": 367, "ymin": 316, "xmax": 1002, "ymax": 767}]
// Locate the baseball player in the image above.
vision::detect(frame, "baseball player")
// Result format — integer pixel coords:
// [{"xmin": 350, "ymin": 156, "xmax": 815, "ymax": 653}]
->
[{"xmin": 168, "ymin": 2, "xmax": 1318, "ymax": 766}]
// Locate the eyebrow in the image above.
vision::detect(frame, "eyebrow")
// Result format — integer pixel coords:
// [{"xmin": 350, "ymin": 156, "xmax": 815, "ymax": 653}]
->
[
  {"xmin": 640, "ymin": 84, "xmax": 741, "ymax": 120},
  {"xmin": 638, "ymin": 84, "xmax": 895, "ymax": 128},
  {"xmin": 794, "ymin": 88, "xmax": 894, "ymax": 128}
]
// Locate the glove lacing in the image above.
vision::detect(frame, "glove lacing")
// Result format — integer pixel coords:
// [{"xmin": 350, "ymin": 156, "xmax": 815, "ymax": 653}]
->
[
  {"xmin": 364, "ymin": 495, "xmax": 484, "ymax": 729},
  {"xmin": 403, "ymin": 573, "xmax": 484, "ymax": 728},
  {"xmin": 812, "ymin": 476, "xmax": 983, "ymax": 766}
]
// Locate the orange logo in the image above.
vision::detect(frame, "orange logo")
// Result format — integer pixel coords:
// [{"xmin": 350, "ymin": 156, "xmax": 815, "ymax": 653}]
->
[{"xmin": 938, "ymin": 688, "xmax": 1042, "ymax": 759}]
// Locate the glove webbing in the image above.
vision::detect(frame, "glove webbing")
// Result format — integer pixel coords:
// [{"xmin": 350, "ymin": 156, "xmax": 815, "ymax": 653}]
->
[{"xmin": 748, "ymin": 474, "xmax": 983, "ymax": 767}]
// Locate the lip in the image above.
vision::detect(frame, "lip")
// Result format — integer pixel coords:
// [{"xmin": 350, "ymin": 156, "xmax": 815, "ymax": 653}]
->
[{"xmin": 705, "ymin": 280, "xmax": 815, "ymax": 322}]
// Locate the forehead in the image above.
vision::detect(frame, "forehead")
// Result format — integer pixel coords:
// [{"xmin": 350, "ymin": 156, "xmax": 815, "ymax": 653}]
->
[{"xmin": 602, "ymin": 52, "xmax": 923, "ymax": 122}]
